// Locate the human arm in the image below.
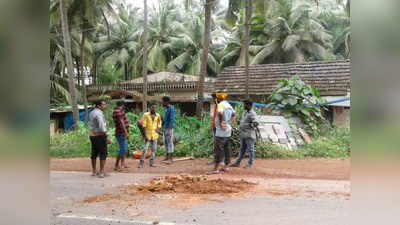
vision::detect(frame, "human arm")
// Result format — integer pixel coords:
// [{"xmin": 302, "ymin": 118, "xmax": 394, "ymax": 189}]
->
[
  {"xmin": 156, "ymin": 115, "xmax": 162, "ymax": 134},
  {"xmin": 140, "ymin": 116, "xmax": 149, "ymax": 141},
  {"xmin": 218, "ymin": 111, "xmax": 226, "ymax": 129},
  {"xmin": 141, "ymin": 114, "xmax": 147, "ymax": 128},
  {"xmin": 239, "ymin": 112, "xmax": 258, "ymax": 129},
  {"xmin": 230, "ymin": 112, "xmax": 237, "ymax": 125},
  {"xmin": 120, "ymin": 118, "xmax": 129, "ymax": 138},
  {"xmin": 97, "ymin": 114, "xmax": 111, "ymax": 144}
]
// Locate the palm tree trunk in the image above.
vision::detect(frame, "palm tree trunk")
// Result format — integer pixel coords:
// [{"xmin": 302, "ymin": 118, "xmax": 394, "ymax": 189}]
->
[
  {"xmin": 124, "ymin": 63, "xmax": 128, "ymax": 81},
  {"xmin": 80, "ymin": 27, "xmax": 89, "ymax": 125},
  {"xmin": 244, "ymin": 0, "xmax": 252, "ymax": 99},
  {"xmin": 60, "ymin": 0, "xmax": 79, "ymax": 130},
  {"xmin": 142, "ymin": 0, "xmax": 149, "ymax": 112},
  {"xmin": 238, "ymin": 39, "xmax": 247, "ymax": 66},
  {"xmin": 95, "ymin": 60, "xmax": 98, "ymax": 84},
  {"xmin": 92, "ymin": 59, "xmax": 97, "ymax": 85},
  {"xmin": 76, "ymin": 58, "xmax": 81, "ymax": 86},
  {"xmin": 195, "ymin": 0, "xmax": 212, "ymax": 119}
]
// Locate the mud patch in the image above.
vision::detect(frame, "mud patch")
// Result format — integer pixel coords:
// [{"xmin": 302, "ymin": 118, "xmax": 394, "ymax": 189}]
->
[
  {"xmin": 83, "ymin": 193, "xmax": 121, "ymax": 203},
  {"xmin": 134, "ymin": 174, "xmax": 257, "ymax": 194}
]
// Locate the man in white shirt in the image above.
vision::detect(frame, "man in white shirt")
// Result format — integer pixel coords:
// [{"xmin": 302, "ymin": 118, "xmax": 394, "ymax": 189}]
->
[{"xmin": 89, "ymin": 100, "xmax": 111, "ymax": 178}]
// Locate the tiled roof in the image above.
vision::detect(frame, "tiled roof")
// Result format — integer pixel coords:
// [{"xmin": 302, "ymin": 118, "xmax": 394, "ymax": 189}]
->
[{"xmin": 215, "ymin": 60, "xmax": 350, "ymax": 96}]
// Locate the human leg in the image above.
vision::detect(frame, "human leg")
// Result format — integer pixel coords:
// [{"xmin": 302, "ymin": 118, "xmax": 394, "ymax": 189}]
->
[
  {"xmin": 98, "ymin": 136, "xmax": 108, "ymax": 177},
  {"xmin": 150, "ymin": 140, "xmax": 157, "ymax": 166},
  {"xmin": 246, "ymin": 138, "xmax": 255, "ymax": 167},
  {"xmin": 231, "ymin": 138, "xmax": 247, "ymax": 167},
  {"xmin": 139, "ymin": 140, "xmax": 150, "ymax": 168},
  {"xmin": 221, "ymin": 137, "xmax": 231, "ymax": 171},
  {"xmin": 90, "ymin": 136, "xmax": 99, "ymax": 176}
]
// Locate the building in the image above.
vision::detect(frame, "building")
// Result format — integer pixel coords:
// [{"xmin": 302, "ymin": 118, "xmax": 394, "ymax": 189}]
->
[
  {"xmin": 89, "ymin": 71, "xmax": 216, "ymax": 116},
  {"xmin": 50, "ymin": 105, "xmax": 93, "ymax": 135},
  {"xmin": 215, "ymin": 60, "xmax": 351, "ymax": 127}
]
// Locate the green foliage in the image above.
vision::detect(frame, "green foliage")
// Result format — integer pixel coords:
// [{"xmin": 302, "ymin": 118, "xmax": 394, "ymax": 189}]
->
[
  {"xmin": 174, "ymin": 116, "xmax": 214, "ymax": 157},
  {"xmin": 98, "ymin": 63, "xmax": 124, "ymax": 84},
  {"xmin": 253, "ymin": 127, "xmax": 350, "ymax": 159},
  {"xmin": 300, "ymin": 127, "xmax": 350, "ymax": 158},
  {"xmin": 269, "ymin": 76, "xmax": 327, "ymax": 136},
  {"xmin": 254, "ymin": 140, "xmax": 304, "ymax": 159}
]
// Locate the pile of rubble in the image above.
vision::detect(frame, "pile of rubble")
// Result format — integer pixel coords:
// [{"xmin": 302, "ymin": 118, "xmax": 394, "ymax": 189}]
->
[{"xmin": 136, "ymin": 174, "xmax": 256, "ymax": 194}]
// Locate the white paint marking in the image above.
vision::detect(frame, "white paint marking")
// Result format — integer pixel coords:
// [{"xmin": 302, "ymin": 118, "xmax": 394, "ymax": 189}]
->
[{"xmin": 57, "ymin": 213, "xmax": 191, "ymax": 225}]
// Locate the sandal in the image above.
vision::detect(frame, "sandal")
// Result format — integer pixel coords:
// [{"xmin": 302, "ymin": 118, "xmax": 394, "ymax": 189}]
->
[
  {"xmin": 220, "ymin": 167, "xmax": 230, "ymax": 172},
  {"xmin": 114, "ymin": 167, "xmax": 123, "ymax": 172}
]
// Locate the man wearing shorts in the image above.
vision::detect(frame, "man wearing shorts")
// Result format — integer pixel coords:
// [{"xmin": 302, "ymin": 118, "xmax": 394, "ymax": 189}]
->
[
  {"xmin": 112, "ymin": 100, "xmax": 130, "ymax": 171},
  {"xmin": 89, "ymin": 100, "xmax": 111, "ymax": 178}
]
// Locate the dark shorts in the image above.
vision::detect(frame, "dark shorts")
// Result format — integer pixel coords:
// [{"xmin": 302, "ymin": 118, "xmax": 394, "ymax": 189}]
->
[
  {"xmin": 215, "ymin": 136, "xmax": 231, "ymax": 165},
  {"xmin": 90, "ymin": 136, "xmax": 108, "ymax": 160}
]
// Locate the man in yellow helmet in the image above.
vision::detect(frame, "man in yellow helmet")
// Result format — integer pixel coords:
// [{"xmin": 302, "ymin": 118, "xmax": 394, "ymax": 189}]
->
[{"xmin": 208, "ymin": 93, "xmax": 237, "ymax": 174}]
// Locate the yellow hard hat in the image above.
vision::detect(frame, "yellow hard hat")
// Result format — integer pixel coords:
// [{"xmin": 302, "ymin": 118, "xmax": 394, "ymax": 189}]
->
[{"xmin": 216, "ymin": 93, "xmax": 228, "ymax": 100}]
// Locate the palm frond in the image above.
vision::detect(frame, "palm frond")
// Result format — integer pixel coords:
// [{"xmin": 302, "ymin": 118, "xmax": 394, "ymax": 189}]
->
[
  {"xmin": 282, "ymin": 34, "xmax": 300, "ymax": 52},
  {"xmin": 251, "ymin": 41, "xmax": 279, "ymax": 65},
  {"xmin": 167, "ymin": 52, "xmax": 191, "ymax": 72},
  {"xmin": 207, "ymin": 53, "xmax": 220, "ymax": 74},
  {"xmin": 147, "ymin": 41, "xmax": 167, "ymax": 71}
]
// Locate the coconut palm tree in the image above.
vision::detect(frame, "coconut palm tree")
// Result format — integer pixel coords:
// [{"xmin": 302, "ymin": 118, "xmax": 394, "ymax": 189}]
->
[
  {"xmin": 250, "ymin": 0, "xmax": 334, "ymax": 64},
  {"xmin": 145, "ymin": 0, "xmax": 185, "ymax": 72},
  {"xmin": 332, "ymin": 0, "xmax": 350, "ymax": 58},
  {"xmin": 244, "ymin": 0, "xmax": 252, "ymax": 98},
  {"xmin": 59, "ymin": 0, "xmax": 79, "ymax": 129},
  {"xmin": 166, "ymin": 13, "xmax": 219, "ymax": 76},
  {"xmin": 142, "ymin": 0, "xmax": 149, "ymax": 112},
  {"xmin": 51, "ymin": 0, "xmax": 115, "ymax": 124},
  {"xmin": 196, "ymin": 0, "xmax": 213, "ymax": 118},
  {"xmin": 96, "ymin": 5, "xmax": 142, "ymax": 81}
]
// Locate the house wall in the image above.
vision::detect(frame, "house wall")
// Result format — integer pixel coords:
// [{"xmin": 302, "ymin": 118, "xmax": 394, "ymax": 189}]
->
[{"xmin": 333, "ymin": 106, "xmax": 350, "ymax": 127}]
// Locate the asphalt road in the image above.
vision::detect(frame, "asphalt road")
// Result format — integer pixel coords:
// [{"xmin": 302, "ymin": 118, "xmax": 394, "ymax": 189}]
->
[{"xmin": 50, "ymin": 171, "xmax": 350, "ymax": 225}]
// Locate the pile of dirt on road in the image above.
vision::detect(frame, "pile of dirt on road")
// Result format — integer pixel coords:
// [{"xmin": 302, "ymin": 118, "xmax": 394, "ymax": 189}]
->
[
  {"xmin": 136, "ymin": 174, "xmax": 256, "ymax": 194},
  {"xmin": 83, "ymin": 193, "xmax": 121, "ymax": 203}
]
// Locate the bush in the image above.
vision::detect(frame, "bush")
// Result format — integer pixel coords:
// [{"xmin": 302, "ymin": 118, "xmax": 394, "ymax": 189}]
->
[
  {"xmin": 254, "ymin": 140, "xmax": 303, "ymax": 159},
  {"xmin": 300, "ymin": 127, "xmax": 350, "ymax": 158}
]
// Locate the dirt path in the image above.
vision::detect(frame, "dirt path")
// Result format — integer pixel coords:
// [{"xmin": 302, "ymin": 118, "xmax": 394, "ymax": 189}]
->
[{"xmin": 50, "ymin": 157, "xmax": 350, "ymax": 180}]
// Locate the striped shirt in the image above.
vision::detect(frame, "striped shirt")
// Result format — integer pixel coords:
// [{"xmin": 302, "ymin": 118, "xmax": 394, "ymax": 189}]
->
[{"xmin": 112, "ymin": 107, "xmax": 129, "ymax": 137}]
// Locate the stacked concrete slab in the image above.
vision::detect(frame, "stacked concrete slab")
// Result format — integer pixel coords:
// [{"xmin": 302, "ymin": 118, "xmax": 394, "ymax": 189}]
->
[{"xmin": 257, "ymin": 115, "xmax": 307, "ymax": 150}]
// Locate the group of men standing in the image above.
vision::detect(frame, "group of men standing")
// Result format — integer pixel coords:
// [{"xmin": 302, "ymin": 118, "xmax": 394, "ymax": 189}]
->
[
  {"xmin": 209, "ymin": 93, "xmax": 259, "ymax": 174},
  {"xmin": 88, "ymin": 93, "xmax": 258, "ymax": 178},
  {"xmin": 89, "ymin": 96, "xmax": 175, "ymax": 178}
]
